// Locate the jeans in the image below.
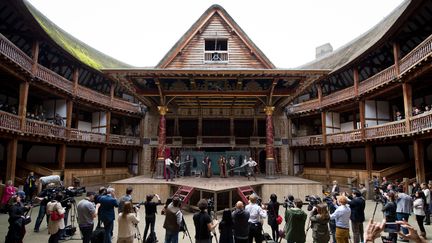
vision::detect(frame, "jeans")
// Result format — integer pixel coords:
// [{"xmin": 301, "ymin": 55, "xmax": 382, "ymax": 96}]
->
[
  {"xmin": 164, "ymin": 230, "xmax": 179, "ymax": 243},
  {"xmin": 143, "ymin": 215, "xmax": 156, "ymax": 240},
  {"xmin": 34, "ymin": 205, "xmax": 48, "ymax": 231},
  {"xmin": 351, "ymin": 221, "xmax": 364, "ymax": 243},
  {"xmin": 79, "ymin": 224, "xmax": 94, "ymax": 243},
  {"xmin": 396, "ymin": 213, "xmax": 410, "ymax": 235},
  {"xmin": 103, "ymin": 220, "xmax": 114, "ymax": 243}
]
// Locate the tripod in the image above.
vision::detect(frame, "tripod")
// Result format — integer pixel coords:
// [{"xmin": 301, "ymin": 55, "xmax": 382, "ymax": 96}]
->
[
  {"xmin": 180, "ymin": 216, "xmax": 193, "ymax": 243},
  {"xmin": 61, "ymin": 199, "xmax": 80, "ymax": 241}
]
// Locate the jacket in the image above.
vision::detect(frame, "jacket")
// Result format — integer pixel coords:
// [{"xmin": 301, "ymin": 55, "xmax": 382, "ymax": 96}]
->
[
  {"xmin": 396, "ymin": 193, "xmax": 413, "ymax": 214},
  {"xmin": 284, "ymin": 208, "xmax": 307, "ymax": 243},
  {"xmin": 348, "ymin": 197, "xmax": 365, "ymax": 223},
  {"xmin": 382, "ymin": 201, "xmax": 396, "ymax": 222},
  {"xmin": 163, "ymin": 203, "xmax": 182, "ymax": 232},
  {"xmin": 232, "ymin": 208, "xmax": 250, "ymax": 239},
  {"xmin": 310, "ymin": 214, "xmax": 330, "ymax": 243},
  {"xmin": 413, "ymin": 198, "xmax": 425, "ymax": 216}
]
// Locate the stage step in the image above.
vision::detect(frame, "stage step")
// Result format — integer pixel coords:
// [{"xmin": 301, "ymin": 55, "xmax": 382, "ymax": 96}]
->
[
  {"xmin": 237, "ymin": 186, "xmax": 256, "ymax": 204},
  {"xmin": 173, "ymin": 185, "xmax": 195, "ymax": 205}
]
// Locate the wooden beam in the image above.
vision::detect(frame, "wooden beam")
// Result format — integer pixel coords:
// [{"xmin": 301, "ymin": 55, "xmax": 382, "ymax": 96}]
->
[
  {"xmin": 413, "ymin": 139, "xmax": 425, "ymax": 183},
  {"xmin": 18, "ymin": 81, "xmax": 29, "ymax": 130},
  {"xmin": 106, "ymin": 111, "xmax": 111, "ymax": 140},
  {"xmin": 6, "ymin": 138, "xmax": 17, "ymax": 183},
  {"xmin": 321, "ymin": 112, "xmax": 327, "ymax": 144},
  {"xmin": 359, "ymin": 100, "xmax": 366, "ymax": 139},
  {"xmin": 73, "ymin": 68, "xmax": 79, "ymax": 95},
  {"xmin": 101, "ymin": 147, "xmax": 107, "ymax": 182},
  {"xmin": 365, "ymin": 144, "xmax": 373, "ymax": 179},
  {"xmin": 393, "ymin": 42, "xmax": 400, "ymax": 76},
  {"xmin": 353, "ymin": 67, "xmax": 359, "ymax": 97},
  {"xmin": 58, "ymin": 144, "xmax": 66, "ymax": 170},
  {"xmin": 402, "ymin": 83, "xmax": 412, "ymax": 132},
  {"xmin": 66, "ymin": 100, "xmax": 73, "ymax": 129},
  {"xmin": 31, "ymin": 40, "xmax": 39, "ymax": 74},
  {"xmin": 325, "ymin": 148, "xmax": 331, "ymax": 183}
]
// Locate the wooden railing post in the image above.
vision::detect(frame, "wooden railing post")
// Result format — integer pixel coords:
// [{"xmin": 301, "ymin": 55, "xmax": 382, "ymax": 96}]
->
[
  {"xmin": 402, "ymin": 83, "xmax": 412, "ymax": 132},
  {"xmin": 321, "ymin": 111, "xmax": 327, "ymax": 144},
  {"xmin": 72, "ymin": 67, "xmax": 79, "ymax": 95},
  {"xmin": 31, "ymin": 40, "xmax": 39, "ymax": 75},
  {"xmin": 359, "ymin": 100, "xmax": 366, "ymax": 139},
  {"xmin": 18, "ymin": 81, "xmax": 29, "ymax": 130},
  {"xmin": 353, "ymin": 67, "xmax": 359, "ymax": 97},
  {"xmin": 393, "ymin": 42, "xmax": 400, "ymax": 76}
]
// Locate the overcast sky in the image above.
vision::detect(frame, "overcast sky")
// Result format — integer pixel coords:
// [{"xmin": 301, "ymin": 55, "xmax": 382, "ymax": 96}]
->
[{"xmin": 27, "ymin": 0, "xmax": 404, "ymax": 68}]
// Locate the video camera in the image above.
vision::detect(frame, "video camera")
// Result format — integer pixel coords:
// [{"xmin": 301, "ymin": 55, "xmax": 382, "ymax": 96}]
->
[
  {"xmin": 283, "ymin": 195, "xmax": 295, "ymax": 209},
  {"xmin": 207, "ymin": 198, "xmax": 215, "ymax": 213},
  {"xmin": 373, "ymin": 187, "xmax": 386, "ymax": 204},
  {"xmin": 305, "ymin": 195, "xmax": 322, "ymax": 211}
]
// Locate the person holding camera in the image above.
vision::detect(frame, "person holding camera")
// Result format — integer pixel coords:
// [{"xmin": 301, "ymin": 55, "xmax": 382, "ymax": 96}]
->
[
  {"xmin": 413, "ymin": 190, "xmax": 427, "ymax": 238},
  {"xmin": 193, "ymin": 199, "xmax": 219, "ymax": 243},
  {"xmin": 162, "ymin": 196, "xmax": 183, "ymax": 243},
  {"xmin": 117, "ymin": 201, "xmax": 140, "ymax": 243},
  {"xmin": 77, "ymin": 191, "xmax": 100, "ymax": 243},
  {"xmin": 381, "ymin": 191, "xmax": 397, "ymax": 242},
  {"xmin": 330, "ymin": 195, "xmax": 351, "ymax": 243},
  {"xmin": 118, "ymin": 186, "xmax": 133, "ymax": 214},
  {"xmin": 47, "ymin": 193, "xmax": 66, "ymax": 243},
  {"xmin": 347, "ymin": 190, "xmax": 366, "ymax": 243},
  {"xmin": 309, "ymin": 203, "xmax": 330, "ymax": 243},
  {"xmin": 5, "ymin": 195, "xmax": 31, "ymax": 243},
  {"xmin": 232, "ymin": 201, "xmax": 250, "ymax": 243},
  {"xmin": 395, "ymin": 188, "xmax": 413, "ymax": 239},
  {"xmin": 266, "ymin": 193, "xmax": 280, "ymax": 242},
  {"xmin": 143, "ymin": 193, "xmax": 162, "ymax": 241},
  {"xmin": 283, "ymin": 198, "xmax": 307, "ymax": 243},
  {"xmin": 99, "ymin": 187, "xmax": 119, "ymax": 243},
  {"xmin": 34, "ymin": 182, "xmax": 55, "ymax": 232},
  {"xmin": 420, "ymin": 183, "xmax": 430, "ymax": 225},
  {"xmin": 245, "ymin": 193, "xmax": 267, "ymax": 243}
]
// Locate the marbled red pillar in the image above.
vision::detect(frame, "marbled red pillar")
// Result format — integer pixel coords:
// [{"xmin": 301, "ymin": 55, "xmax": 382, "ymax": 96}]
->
[
  {"xmin": 264, "ymin": 106, "xmax": 277, "ymax": 178},
  {"xmin": 155, "ymin": 106, "xmax": 168, "ymax": 179}
]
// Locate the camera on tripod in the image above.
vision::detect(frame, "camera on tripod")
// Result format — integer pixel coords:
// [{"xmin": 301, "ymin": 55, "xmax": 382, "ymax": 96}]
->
[
  {"xmin": 283, "ymin": 195, "xmax": 295, "ymax": 209},
  {"xmin": 207, "ymin": 198, "xmax": 215, "ymax": 214},
  {"xmin": 305, "ymin": 195, "xmax": 322, "ymax": 211}
]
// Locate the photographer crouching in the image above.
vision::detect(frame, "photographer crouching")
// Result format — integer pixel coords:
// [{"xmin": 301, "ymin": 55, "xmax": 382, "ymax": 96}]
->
[
  {"xmin": 5, "ymin": 195, "xmax": 31, "ymax": 243},
  {"xmin": 283, "ymin": 198, "xmax": 307, "ymax": 243}
]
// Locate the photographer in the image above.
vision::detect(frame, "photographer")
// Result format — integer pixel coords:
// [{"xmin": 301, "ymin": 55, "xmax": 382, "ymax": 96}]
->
[
  {"xmin": 5, "ymin": 195, "xmax": 31, "ymax": 243},
  {"xmin": 232, "ymin": 201, "xmax": 250, "ymax": 243},
  {"xmin": 283, "ymin": 198, "xmax": 307, "ymax": 243},
  {"xmin": 117, "ymin": 201, "xmax": 139, "ymax": 243},
  {"xmin": 143, "ymin": 193, "xmax": 162, "ymax": 241},
  {"xmin": 118, "ymin": 186, "xmax": 133, "ymax": 214},
  {"xmin": 99, "ymin": 187, "xmax": 119, "ymax": 243},
  {"xmin": 34, "ymin": 182, "xmax": 56, "ymax": 232},
  {"xmin": 47, "ymin": 193, "xmax": 66, "ymax": 243},
  {"xmin": 245, "ymin": 193, "xmax": 267, "ymax": 243},
  {"xmin": 77, "ymin": 191, "xmax": 100, "ymax": 243},
  {"xmin": 162, "ymin": 196, "xmax": 183, "ymax": 243},
  {"xmin": 420, "ymin": 183, "xmax": 430, "ymax": 225},
  {"xmin": 347, "ymin": 190, "xmax": 366, "ymax": 243},
  {"xmin": 330, "ymin": 195, "xmax": 351, "ymax": 243},
  {"xmin": 266, "ymin": 193, "xmax": 280, "ymax": 242},
  {"xmin": 309, "ymin": 203, "xmax": 330, "ymax": 243},
  {"xmin": 193, "ymin": 199, "xmax": 219, "ymax": 243},
  {"xmin": 363, "ymin": 219, "xmax": 428, "ymax": 243},
  {"xmin": 381, "ymin": 191, "xmax": 397, "ymax": 242},
  {"xmin": 395, "ymin": 188, "xmax": 413, "ymax": 237}
]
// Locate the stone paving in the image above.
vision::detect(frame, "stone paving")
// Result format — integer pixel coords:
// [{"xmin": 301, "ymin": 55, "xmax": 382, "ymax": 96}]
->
[{"xmin": 0, "ymin": 198, "xmax": 431, "ymax": 242}]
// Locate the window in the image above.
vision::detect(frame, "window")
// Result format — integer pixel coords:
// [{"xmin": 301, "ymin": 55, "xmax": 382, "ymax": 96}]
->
[{"xmin": 204, "ymin": 39, "xmax": 228, "ymax": 62}]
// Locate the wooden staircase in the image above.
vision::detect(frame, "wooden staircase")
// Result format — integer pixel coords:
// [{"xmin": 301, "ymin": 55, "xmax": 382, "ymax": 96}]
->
[
  {"xmin": 237, "ymin": 186, "xmax": 256, "ymax": 204},
  {"xmin": 173, "ymin": 186, "xmax": 195, "ymax": 205}
]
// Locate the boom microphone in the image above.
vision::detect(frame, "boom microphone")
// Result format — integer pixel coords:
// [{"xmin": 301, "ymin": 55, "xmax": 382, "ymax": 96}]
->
[{"xmin": 39, "ymin": 175, "xmax": 61, "ymax": 186}]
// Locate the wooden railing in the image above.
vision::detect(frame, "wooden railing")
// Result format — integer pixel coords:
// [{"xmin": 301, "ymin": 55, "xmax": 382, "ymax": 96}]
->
[
  {"xmin": 25, "ymin": 119, "xmax": 67, "ymax": 138},
  {"xmin": 410, "ymin": 111, "xmax": 432, "ymax": 132},
  {"xmin": 69, "ymin": 128, "xmax": 106, "ymax": 143},
  {"xmin": 365, "ymin": 120, "xmax": 406, "ymax": 139},
  {"xmin": 327, "ymin": 129, "xmax": 361, "ymax": 144},
  {"xmin": 358, "ymin": 65, "xmax": 396, "ymax": 95},
  {"xmin": 109, "ymin": 134, "xmax": 141, "ymax": 146},
  {"xmin": 291, "ymin": 135, "xmax": 323, "ymax": 146},
  {"xmin": 204, "ymin": 51, "xmax": 229, "ymax": 62},
  {"xmin": 287, "ymin": 99, "xmax": 320, "ymax": 114},
  {"xmin": 0, "ymin": 33, "xmax": 140, "ymax": 114},
  {"xmin": 321, "ymin": 86, "xmax": 355, "ymax": 107},
  {"xmin": 0, "ymin": 110, "xmax": 21, "ymax": 131},
  {"xmin": 400, "ymin": 34, "xmax": 432, "ymax": 73}
]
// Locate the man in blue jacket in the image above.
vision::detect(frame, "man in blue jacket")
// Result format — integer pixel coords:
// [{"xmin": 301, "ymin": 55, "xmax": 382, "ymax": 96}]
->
[{"xmin": 99, "ymin": 187, "xmax": 118, "ymax": 243}]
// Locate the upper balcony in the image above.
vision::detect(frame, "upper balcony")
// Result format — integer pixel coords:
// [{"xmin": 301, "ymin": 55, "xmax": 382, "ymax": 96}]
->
[
  {"xmin": 0, "ymin": 33, "xmax": 141, "ymax": 115},
  {"xmin": 287, "ymin": 33, "xmax": 432, "ymax": 115}
]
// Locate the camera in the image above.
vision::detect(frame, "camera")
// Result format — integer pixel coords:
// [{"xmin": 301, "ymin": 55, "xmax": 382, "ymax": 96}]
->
[
  {"xmin": 305, "ymin": 195, "xmax": 322, "ymax": 211},
  {"xmin": 207, "ymin": 198, "xmax": 215, "ymax": 213},
  {"xmin": 373, "ymin": 187, "xmax": 386, "ymax": 204},
  {"xmin": 283, "ymin": 195, "xmax": 295, "ymax": 209},
  {"xmin": 383, "ymin": 222, "xmax": 400, "ymax": 233}
]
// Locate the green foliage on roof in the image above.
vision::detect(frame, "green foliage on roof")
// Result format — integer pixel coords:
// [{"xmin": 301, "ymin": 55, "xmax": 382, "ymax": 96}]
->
[{"xmin": 24, "ymin": 0, "xmax": 131, "ymax": 70}]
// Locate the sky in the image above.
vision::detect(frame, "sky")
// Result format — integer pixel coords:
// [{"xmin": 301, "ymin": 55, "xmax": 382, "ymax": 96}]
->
[{"xmin": 27, "ymin": 0, "xmax": 405, "ymax": 68}]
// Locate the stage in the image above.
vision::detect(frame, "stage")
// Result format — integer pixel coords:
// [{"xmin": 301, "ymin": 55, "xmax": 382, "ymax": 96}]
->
[{"xmin": 110, "ymin": 175, "xmax": 323, "ymax": 211}]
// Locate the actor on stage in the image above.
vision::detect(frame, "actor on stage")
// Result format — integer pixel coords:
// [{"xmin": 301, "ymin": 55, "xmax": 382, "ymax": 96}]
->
[
  {"xmin": 165, "ymin": 156, "xmax": 174, "ymax": 181},
  {"xmin": 202, "ymin": 156, "xmax": 212, "ymax": 178},
  {"xmin": 229, "ymin": 156, "xmax": 236, "ymax": 177},
  {"xmin": 183, "ymin": 155, "xmax": 193, "ymax": 176},
  {"xmin": 173, "ymin": 156, "xmax": 180, "ymax": 178},
  {"xmin": 244, "ymin": 157, "xmax": 257, "ymax": 181},
  {"xmin": 219, "ymin": 155, "xmax": 227, "ymax": 178}
]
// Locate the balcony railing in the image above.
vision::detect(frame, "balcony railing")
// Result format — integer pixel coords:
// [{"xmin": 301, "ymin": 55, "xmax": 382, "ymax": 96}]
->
[
  {"xmin": 287, "ymin": 99, "xmax": 320, "ymax": 114},
  {"xmin": 410, "ymin": 111, "xmax": 432, "ymax": 132},
  {"xmin": 364, "ymin": 120, "xmax": 406, "ymax": 139},
  {"xmin": 25, "ymin": 119, "xmax": 67, "ymax": 138},
  {"xmin": 291, "ymin": 135, "xmax": 323, "ymax": 146},
  {"xmin": 0, "ymin": 33, "xmax": 140, "ymax": 114},
  {"xmin": 69, "ymin": 129, "xmax": 106, "ymax": 143},
  {"xmin": 358, "ymin": 65, "xmax": 396, "ymax": 95},
  {"xmin": 400, "ymin": 33, "xmax": 432, "ymax": 74},
  {"xmin": 109, "ymin": 134, "xmax": 141, "ymax": 146},
  {"xmin": 0, "ymin": 111, "xmax": 21, "ymax": 131},
  {"xmin": 327, "ymin": 130, "xmax": 361, "ymax": 144},
  {"xmin": 204, "ymin": 51, "xmax": 228, "ymax": 63},
  {"xmin": 321, "ymin": 86, "xmax": 355, "ymax": 107}
]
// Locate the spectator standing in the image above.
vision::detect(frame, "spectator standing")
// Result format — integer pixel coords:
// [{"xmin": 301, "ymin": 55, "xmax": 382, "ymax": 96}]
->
[
  {"xmin": 162, "ymin": 196, "xmax": 183, "ymax": 243},
  {"xmin": 117, "ymin": 201, "xmax": 139, "ymax": 243},
  {"xmin": 219, "ymin": 209, "xmax": 233, "ymax": 243},
  {"xmin": 98, "ymin": 187, "xmax": 118, "ymax": 243},
  {"xmin": 331, "ymin": 181, "xmax": 340, "ymax": 194},
  {"xmin": 396, "ymin": 189, "xmax": 413, "ymax": 238},
  {"xmin": 348, "ymin": 190, "xmax": 366, "ymax": 243},
  {"xmin": 5, "ymin": 195, "xmax": 31, "ymax": 243},
  {"xmin": 118, "ymin": 186, "xmax": 133, "ymax": 214},
  {"xmin": 413, "ymin": 191, "xmax": 426, "ymax": 238},
  {"xmin": 232, "ymin": 201, "xmax": 250, "ymax": 243},
  {"xmin": 193, "ymin": 199, "xmax": 219, "ymax": 243},
  {"xmin": 1, "ymin": 180, "xmax": 16, "ymax": 212},
  {"xmin": 382, "ymin": 191, "xmax": 397, "ymax": 242},
  {"xmin": 310, "ymin": 203, "xmax": 330, "ymax": 243},
  {"xmin": 143, "ymin": 194, "xmax": 162, "ymax": 241},
  {"xmin": 420, "ymin": 183, "xmax": 430, "ymax": 225},
  {"xmin": 284, "ymin": 199, "xmax": 307, "ymax": 243},
  {"xmin": 266, "ymin": 193, "xmax": 280, "ymax": 242},
  {"xmin": 245, "ymin": 193, "xmax": 267, "ymax": 243},
  {"xmin": 77, "ymin": 192, "xmax": 99, "ymax": 243},
  {"xmin": 34, "ymin": 183, "xmax": 55, "ymax": 232},
  {"xmin": 358, "ymin": 183, "xmax": 368, "ymax": 198},
  {"xmin": 47, "ymin": 194, "xmax": 65, "ymax": 243},
  {"xmin": 23, "ymin": 172, "xmax": 36, "ymax": 202},
  {"xmin": 330, "ymin": 195, "xmax": 351, "ymax": 243}
]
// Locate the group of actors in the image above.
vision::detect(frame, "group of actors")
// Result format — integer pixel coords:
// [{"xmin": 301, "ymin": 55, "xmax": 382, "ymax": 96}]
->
[{"xmin": 164, "ymin": 155, "xmax": 258, "ymax": 181}]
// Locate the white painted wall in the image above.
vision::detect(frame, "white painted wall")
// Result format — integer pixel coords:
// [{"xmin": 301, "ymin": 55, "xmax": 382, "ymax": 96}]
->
[
  {"xmin": 326, "ymin": 112, "xmax": 340, "ymax": 134},
  {"xmin": 78, "ymin": 121, "xmax": 92, "ymax": 132},
  {"xmin": 365, "ymin": 100, "xmax": 390, "ymax": 127},
  {"xmin": 340, "ymin": 122, "xmax": 354, "ymax": 131},
  {"xmin": 92, "ymin": 112, "xmax": 107, "ymax": 133},
  {"xmin": 43, "ymin": 99, "xmax": 67, "ymax": 125}
]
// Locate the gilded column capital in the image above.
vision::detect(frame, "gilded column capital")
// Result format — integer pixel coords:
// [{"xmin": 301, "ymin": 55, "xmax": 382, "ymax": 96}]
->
[
  {"xmin": 158, "ymin": 106, "xmax": 168, "ymax": 115},
  {"xmin": 264, "ymin": 106, "xmax": 275, "ymax": 116}
]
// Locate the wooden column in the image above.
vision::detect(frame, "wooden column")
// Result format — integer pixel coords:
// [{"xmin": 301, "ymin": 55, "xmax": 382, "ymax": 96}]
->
[
  {"xmin": 198, "ymin": 117, "xmax": 203, "ymax": 137},
  {"xmin": 353, "ymin": 67, "xmax": 359, "ymax": 97},
  {"xmin": 393, "ymin": 42, "xmax": 400, "ymax": 76},
  {"xmin": 73, "ymin": 68, "xmax": 79, "ymax": 95},
  {"xmin": 264, "ymin": 106, "xmax": 277, "ymax": 179},
  {"xmin": 18, "ymin": 82, "xmax": 29, "ymax": 130},
  {"xmin": 57, "ymin": 144, "xmax": 66, "ymax": 170},
  {"xmin": 325, "ymin": 148, "xmax": 331, "ymax": 183},
  {"xmin": 101, "ymin": 147, "xmax": 107, "ymax": 182},
  {"xmin": 253, "ymin": 117, "xmax": 258, "ymax": 136},
  {"xmin": 402, "ymin": 83, "xmax": 412, "ymax": 132},
  {"xmin": 155, "ymin": 106, "xmax": 168, "ymax": 179},
  {"xmin": 317, "ymin": 83, "xmax": 323, "ymax": 106},
  {"xmin": 230, "ymin": 118, "xmax": 234, "ymax": 137},
  {"xmin": 359, "ymin": 100, "xmax": 366, "ymax": 139},
  {"xmin": 105, "ymin": 111, "xmax": 111, "ymax": 141},
  {"xmin": 413, "ymin": 140, "xmax": 425, "ymax": 183},
  {"xmin": 174, "ymin": 117, "xmax": 179, "ymax": 136},
  {"xmin": 31, "ymin": 40, "xmax": 39, "ymax": 74},
  {"xmin": 110, "ymin": 83, "xmax": 116, "ymax": 101},
  {"xmin": 321, "ymin": 112, "xmax": 327, "ymax": 144},
  {"xmin": 66, "ymin": 100, "xmax": 73, "ymax": 129},
  {"xmin": 365, "ymin": 144, "xmax": 374, "ymax": 179},
  {"xmin": 6, "ymin": 139, "xmax": 18, "ymax": 183}
]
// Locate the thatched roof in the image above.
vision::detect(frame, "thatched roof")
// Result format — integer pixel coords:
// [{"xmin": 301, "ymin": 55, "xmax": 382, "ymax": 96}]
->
[{"xmin": 23, "ymin": 0, "xmax": 132, "ymax": 70}]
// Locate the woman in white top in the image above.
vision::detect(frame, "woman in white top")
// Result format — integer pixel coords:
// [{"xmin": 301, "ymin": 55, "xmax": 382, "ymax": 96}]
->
[
  {"xmin": 413, "ymin": 191, "xmax": 426, "ymax": 238},
  {"xmin": 47, "ymin": 193, "xmax": 65, "ymax": 243},
  {"xmin": 117, "ymin": 201, "xmax": 139, "ymax": 243}
]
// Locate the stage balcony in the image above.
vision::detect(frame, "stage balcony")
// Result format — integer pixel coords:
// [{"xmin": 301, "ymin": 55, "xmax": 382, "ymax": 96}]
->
[{"xmin": 149, "ymin": 136, "xmax": 279, "ymax": 148}]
